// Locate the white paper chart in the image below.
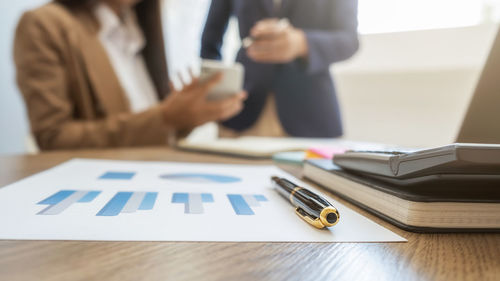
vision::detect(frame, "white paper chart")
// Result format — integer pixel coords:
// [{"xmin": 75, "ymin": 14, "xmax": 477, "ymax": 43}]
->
[{"xmin": 0, "ymin": 159, "xmax": 406, "ymax": 242}]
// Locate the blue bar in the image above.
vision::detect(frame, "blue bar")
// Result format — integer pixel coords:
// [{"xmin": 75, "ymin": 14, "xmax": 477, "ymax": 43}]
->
[
  {"xmin": 201, "ymin": 174, "xmax": 240, "ymax": 183},
  {"xmin": 160, "ymin": 173, "xmax": 241, "ymax": 183},
  {"xmin": 138, "ymin": 192, "xmax": 158, "ymax": 210},
  {"xmin": 99, "ymin": 171, "xmax": 135, "ymax": 180},
  {"xmin": 254, "ymin": 195, "xmax": 268, "ymax": 202},
  {"xmin": 172, "ymin": 193, "xmax": 188, "ymax": 203},
  {"xmin": 227, "ymin": 194, "xmax": 254, "ymax": 215},
  {"xmin": 38, "ymin": 190, "xmax": 75, "ymax": 205},
  {"xmin": 78, "ymin": 191, "xmax": 101, "ymax": 203},
  {"xmin": 201, "ymin": 193, "xmax": 214, "ymax": 202},
  {"xmin": 96, "ymin": 192, "xmax": 133, "ymax": 216}
]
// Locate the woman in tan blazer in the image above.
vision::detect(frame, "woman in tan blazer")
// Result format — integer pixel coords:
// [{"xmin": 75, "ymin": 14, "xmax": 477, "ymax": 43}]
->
[{"xmin": 14, "ymin": 0, "xmax": 246, "ymax": 150}]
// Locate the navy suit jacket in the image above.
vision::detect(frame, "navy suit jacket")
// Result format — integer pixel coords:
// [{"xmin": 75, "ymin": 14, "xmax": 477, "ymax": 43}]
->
[{"xmin": 201, "ymin": 0, "xmax": 358, "ymax": 137}]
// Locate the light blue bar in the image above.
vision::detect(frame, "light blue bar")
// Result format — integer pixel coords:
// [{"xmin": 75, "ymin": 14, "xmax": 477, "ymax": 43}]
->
[
  {"xmin": 38, "ymin": 191, "xmax": 87, "ymax": 215},
  {"xmin": 99, "ymin": 171, "xmax": 135, "ymax": 180},
  {"xmin": 160, "ymin": 173, "xmax": 241, "ymax": 183},
  {"xmin": 172, "ymin": 193, "xmax": 214, "ymax": 214},
  {"xmin": 172, "ymin": 193, "xmax": 189, "ymax": 213},
  {"xmin": 254, "ymin": 195, "xmax": 268, "ymax": 202},
  {"xmin": 78, "ymin": 191, "xmax": 101, "ymax": 203},
  {"xmin": 227, "ymin": 194, "xmax": 254, "ymax": 215},
  {"xmin": 244, "ymin": 194, "xmax": 260, "ymax": 207},
  {"xmin": 201, "ymin": 193, "xmax": 214, "ymax": 202},
  {"xmin": 172, "ymin": 193, "xmax": 188, "ymax": 203},
  {"xmin": 96, "ymin": 192, "xmax": 133, "ymax": 216},
  {"xmin": 38, "ymin": 190, "xmax": 75, "ymax": 205},
  {"xmin": 188, "ymin": 193, "xmax": 203, "ymax": 214},
  {"xmin": 138, "ymin": 192, "xmax": 157, "ymax": 210},
  {"xmin": 122, "ymin": 192, "xmax": 145, "ymax": 213}
]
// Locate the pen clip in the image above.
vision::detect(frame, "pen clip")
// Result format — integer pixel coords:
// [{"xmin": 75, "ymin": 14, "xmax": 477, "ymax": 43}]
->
[{"xmin": 295, "ymin": 207, "xmax": 325, "ymax": 229}]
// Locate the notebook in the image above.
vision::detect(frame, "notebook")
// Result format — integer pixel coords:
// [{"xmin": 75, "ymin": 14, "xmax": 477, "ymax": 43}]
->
[
  {"xmin": 303, "ymin": 159, "xmax": 500, "ymax": 232},
  {"xmin": 177, "ymin": 136, "xmax": 394, "ymax": 159}
]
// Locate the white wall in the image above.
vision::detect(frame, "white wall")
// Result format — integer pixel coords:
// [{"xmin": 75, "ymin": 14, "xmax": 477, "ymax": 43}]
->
[
  {"xmin": 163, "ymin": 0, "xmax": 240, "ymax": 85},
  {"xmin": 334, "ymin": 24, "xmax": 498, "ymax": 147},
  {"xmin": 0, "ymin": 0, "xmax": 46, "ymax": 155}
]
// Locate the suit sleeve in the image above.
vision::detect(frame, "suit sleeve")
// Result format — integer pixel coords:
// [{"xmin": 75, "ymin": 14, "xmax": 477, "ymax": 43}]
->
[
  {"xmin": 302, "ymin": 0, "xmax": 359, "ymax": 75},
  {"xmin": 14, "ymin": 12, "xmax": 170, "ymax": 150},
  {"xmin": 200, "ymin": 0, "xmax": 232, "ymax": 60}
]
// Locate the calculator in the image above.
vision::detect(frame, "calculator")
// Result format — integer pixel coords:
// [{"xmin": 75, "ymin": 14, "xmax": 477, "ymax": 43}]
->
[{"xmin": 333, "ymin": 143, "xmax": 500, "ymax": 179}]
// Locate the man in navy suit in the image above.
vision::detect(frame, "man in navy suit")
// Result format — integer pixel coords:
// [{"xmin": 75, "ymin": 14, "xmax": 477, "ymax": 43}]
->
[{"xmin": 201, "ymin": 0, "xmax": 359, "ymax": 137}]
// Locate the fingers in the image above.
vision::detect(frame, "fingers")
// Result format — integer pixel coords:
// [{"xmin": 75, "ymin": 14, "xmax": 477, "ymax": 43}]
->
[
  {"xmin": 249, "ymin": 36, "xmax": 282, "ymax": 51},
  {"xmin": 184, "ymin": 68, "xmax": 199, "ymax": 91},
  {"xmin": 174, "ymin": 70, "xmax": 222, "ymax": 99},
  {"xmin": 218, "ymin": 101, "xmax": 244, "ymax": 121},
  {"xmin": 246, "ymin": 32, "xmax": 288, "ymax": 63},
  {"xmin": 248, "ymin": 52, "xmax": 283, "ymax": 63},
  {"xmin": 247, "ymin": 44, "xmax": 286, "ymax": 63},
  {"xmin": 250, "ymin": 18, "xmax": 281, "ymax": 38},
  {"xmin": 168, "ymin": 80, "xmax": 177, "ymax": 93},
  {"xmin": 238, "ymin": 90, "xmax": 248, "ymax": 101},
  {"xmin": 197, "ymin": 72, "xmax": 223, "ymax": 96},
  {"xmin": 221, "ymin": 91, "xmax": 247, "ymax": 119},
  {"xmin": 203, "ymin": 91, "xmax": 246, "ymax": 121}
]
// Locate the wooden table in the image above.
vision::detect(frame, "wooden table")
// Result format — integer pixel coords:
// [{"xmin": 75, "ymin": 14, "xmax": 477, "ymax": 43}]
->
[{"xmin": 0, "ymin": 147, "xmax": 498, "ymax": 281}]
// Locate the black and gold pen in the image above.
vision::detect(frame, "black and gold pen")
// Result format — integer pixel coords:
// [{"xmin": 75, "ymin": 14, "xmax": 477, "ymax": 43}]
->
[{"xmin": 271, "ymin": 176, "xmax": 340, "ymax": 228}]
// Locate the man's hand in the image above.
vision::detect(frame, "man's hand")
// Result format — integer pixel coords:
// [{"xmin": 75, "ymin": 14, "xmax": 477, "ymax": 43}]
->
[
  {"xmin": 246, "ymin": 18, "xmax": 308, "ymax": 63},
  {"xmin": 161, "ymin": 73, "xmax": 247, "ymax": 131}
]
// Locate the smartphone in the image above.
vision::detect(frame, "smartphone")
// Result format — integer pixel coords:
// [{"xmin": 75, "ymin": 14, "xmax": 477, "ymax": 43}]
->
[{"xmin": 199, "ymin": 59, "xmax": 244, "ymax": 100}]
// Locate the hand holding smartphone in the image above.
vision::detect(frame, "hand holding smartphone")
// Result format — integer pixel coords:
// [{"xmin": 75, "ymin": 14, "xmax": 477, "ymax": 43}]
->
[{"xmin": 199, "ymin": 59, "xmax": 244, "ymax": 101}]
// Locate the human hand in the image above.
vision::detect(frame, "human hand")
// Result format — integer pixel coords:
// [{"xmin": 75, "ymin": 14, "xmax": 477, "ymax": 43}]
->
[
  {"xmin": 246, "ymin": 18, "xmax": 308, "ymax": 63},
  {"xmin": 161, "ymin": 72, "xmax": 247, "ymax": 131}
]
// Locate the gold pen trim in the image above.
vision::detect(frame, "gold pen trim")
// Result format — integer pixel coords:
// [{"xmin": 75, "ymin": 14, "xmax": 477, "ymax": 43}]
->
[
  {"xmin": 295, "ymin": 207, "xmax": 325, "ymax": 228},
  {"xmin": 319, "ymin": 206, "xmax": 340, "ymax": 227},
  {"xmin": 294, "ymin": 206, "xmax": 340, "ymax": 229},
  {"xmin": 289, "ymin": 187, "xmax": 303, "ymax": 204}
]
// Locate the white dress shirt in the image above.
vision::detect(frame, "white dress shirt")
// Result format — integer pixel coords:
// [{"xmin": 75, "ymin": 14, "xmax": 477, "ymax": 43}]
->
[{"xmin": 95, "ymin": 3, "xmax": 158, "ymax": 113}]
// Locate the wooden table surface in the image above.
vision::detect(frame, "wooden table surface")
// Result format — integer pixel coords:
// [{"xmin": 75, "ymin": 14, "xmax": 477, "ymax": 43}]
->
[{"xmin": 0, "ymin": 147, "xmax": 498, "ymax": 281}]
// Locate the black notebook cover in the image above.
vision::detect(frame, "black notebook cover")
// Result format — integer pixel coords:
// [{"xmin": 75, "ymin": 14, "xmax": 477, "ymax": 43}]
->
[
  {"xmin": 307, "ymin": 159, "xmax": 500, "ymax": 203},
  {"xmin": 304, "ymin": 159, "xmax": 500, "ymax": 233}
]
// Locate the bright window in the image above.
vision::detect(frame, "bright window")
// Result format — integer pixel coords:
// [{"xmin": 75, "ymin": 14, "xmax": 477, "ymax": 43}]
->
[{"xmin": 358, "ymin": 0, "xmax": 499, "ymax": 34}]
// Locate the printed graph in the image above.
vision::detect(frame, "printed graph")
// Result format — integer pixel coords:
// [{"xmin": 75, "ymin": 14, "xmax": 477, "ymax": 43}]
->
[
  {"xmin": 99, "ymin": 171, "xmax": 136, "ymax": 180},
  {"xmin": 227, "ymin": 194, "xmax": 268, "ymax": 215},
  {"xmin": 97, "ymin": 192, "xmax": 157, "ymax": 216},
  {"xmin": 172, "ymin": 193, "xmax": 214, "ymax": 214},
  {"xmin": 37, "ymin": 191, "xmax": 269, "ymax": 217},
  {"xmin": 37, "ymin": 190, "xmax": 101, "ymax": 215},
  {"xmin": 160, "ymin": 173, "xmax": 240, "ymax": 183}
]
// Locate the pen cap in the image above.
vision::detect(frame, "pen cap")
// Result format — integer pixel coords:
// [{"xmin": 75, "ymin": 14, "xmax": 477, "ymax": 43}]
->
[
  {"xmin": 320, "ymin": 207, "xmax": 340, "ymax": 227},
  {"xmin": 292, "ymin": 189, "xmax": 339, "ymax": 227}
]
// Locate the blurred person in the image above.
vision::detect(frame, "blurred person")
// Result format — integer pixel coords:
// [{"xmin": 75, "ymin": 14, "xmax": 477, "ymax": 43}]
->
[
  {"xmin": 201, "ymin": 0, "xmax": 358, "ymax": 138},
  {"xmin": 14, "ymin": 0, "xmax": 246, "ymax": 150}
]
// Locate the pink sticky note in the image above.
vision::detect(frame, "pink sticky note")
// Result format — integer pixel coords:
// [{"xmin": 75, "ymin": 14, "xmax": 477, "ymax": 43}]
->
[{"xmin": 307, "ymin": 147, "xmax": 347, "ymax": 159}]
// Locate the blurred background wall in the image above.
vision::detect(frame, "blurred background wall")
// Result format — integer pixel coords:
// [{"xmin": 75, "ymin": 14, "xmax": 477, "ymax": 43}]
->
[
  {"xmin": 334, "ymin": 24, "xmax": 498, "ymax": 147},
  {"xmin": 1, "ymin": 0, "xmax": 499, "ymax": 154},
  {"xmin": 0, "ymin": 0, "xmax": 45, "ymax": 154}
]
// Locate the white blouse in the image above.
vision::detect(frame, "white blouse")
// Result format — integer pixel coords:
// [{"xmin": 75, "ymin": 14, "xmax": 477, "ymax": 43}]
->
[{"xmin": 94, "ymin": 3, "xmax": 159, "ymax": 113}]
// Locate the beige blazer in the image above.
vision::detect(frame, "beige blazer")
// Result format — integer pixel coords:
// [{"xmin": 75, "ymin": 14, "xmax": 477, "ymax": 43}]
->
[{"xmin": 14, "ymin": 1, "xmax": 171, "ymax": 150}]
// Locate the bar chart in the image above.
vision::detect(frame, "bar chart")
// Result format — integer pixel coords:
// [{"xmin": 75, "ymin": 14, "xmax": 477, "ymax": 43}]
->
[
  {"xmin": 37, "ymin": 190, "xmax": 270, "ymax": 217},
  {"xmin": 37, "ymin": 190, "xmax": 101, "ymax": 215},
  {"xmin": 160, "ymin": 173, "xmax": 241, "ymax": 183},
  {"xmin": 96, "ymin": 192, "xmax": 158, "ymax": 216},
  {"xmin": 172, "ymin": 193, "xmax": 214, "ymax": 214},
  {"xmin": 99, "ymin": 171, "xmax": 136, "ymax": 180},
  {"xmin": 227, "ymin": 194, "xmax": 268, "ymax": 215}
]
